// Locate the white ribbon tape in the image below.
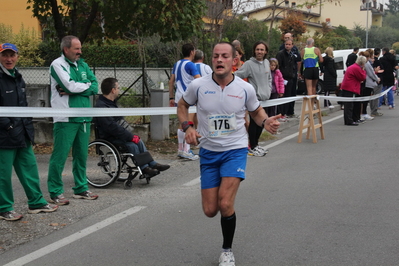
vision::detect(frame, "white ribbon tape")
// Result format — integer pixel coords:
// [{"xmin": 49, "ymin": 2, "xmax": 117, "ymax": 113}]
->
[{"xmin": 0, "ymin": 87, "xmax": 392, "ymax": 118}]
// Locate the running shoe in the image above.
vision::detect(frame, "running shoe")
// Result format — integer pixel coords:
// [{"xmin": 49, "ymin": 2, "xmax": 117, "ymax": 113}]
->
[
  {"xmin": 254, "ymin": 145, "xmax": 269, "ymax": 155},
  {"xmin": 361, "ymin": 114, "xmax": 374, "ymax": 121},
  {"xmin": 178, "ymin": 150, "xmax": 199, "ymax": 160},
  {"xmin": 28, "ymin": 204, "xmax": 58, "ymax": 214},
  {"xmin": 50, "ymin": 194, "xmax": 70, "ymax": 206},
  {"xmin": 73, "ymin": 191, "xmax": 99, "ymax": 200},
  {"xmin": 0, "ymin": 211, "xmax": 23, "ymax": 221},
  {"xmin": 219, "ymin": 250, "xmax": 235, "ymax": 266},
  {"xmin": 248, "ymin": 147, "xmax": 266, "ymax": 157}
]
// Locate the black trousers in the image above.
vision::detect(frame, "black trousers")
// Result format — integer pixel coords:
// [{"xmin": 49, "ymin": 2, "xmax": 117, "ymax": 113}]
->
[
  {"xmin": 248, "ymin": 107, "xmax": 266, "ymax": 149},
  {"xmin": 342, "ymin": 90, "xmax": 361, "ymax": 124},
  {"xmin": 361, "ymin": 87, "xmax": 373, "ymax": 114},
  {"xmin": 277, "ymin": 79, "xmax": 293, "ymax": 116}
]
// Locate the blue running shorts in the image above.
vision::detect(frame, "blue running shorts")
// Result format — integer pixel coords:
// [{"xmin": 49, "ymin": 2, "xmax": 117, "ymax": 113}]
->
[{"xmin": 199, "ymin": 147, "xmax": 247, "ymax": 189}]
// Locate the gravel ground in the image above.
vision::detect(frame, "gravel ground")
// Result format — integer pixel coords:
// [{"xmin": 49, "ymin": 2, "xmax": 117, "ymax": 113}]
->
[{"xmin": 0, "ymin": 138, "xmax": 179, "ymax": 254}]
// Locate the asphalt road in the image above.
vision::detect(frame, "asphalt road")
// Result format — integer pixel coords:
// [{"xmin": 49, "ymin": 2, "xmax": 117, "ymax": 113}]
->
[{"xmin": 2, "ymin": 99, "xmax": 399, "ymax": 266}]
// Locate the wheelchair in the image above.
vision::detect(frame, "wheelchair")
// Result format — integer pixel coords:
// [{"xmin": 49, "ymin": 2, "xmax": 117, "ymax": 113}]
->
[{"xmin": 87, "ymin": 138, "xmax": 157, "ymax": 189}]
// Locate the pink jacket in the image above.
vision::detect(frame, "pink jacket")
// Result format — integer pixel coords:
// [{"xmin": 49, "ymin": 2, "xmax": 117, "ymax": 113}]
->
[
  {"xmin": 341, "ymin": 63, "xmax": 366, "ymax": 95},
  {"xmin": 273, "ymin": 69, "xmax": 285, "ymax": 94}
]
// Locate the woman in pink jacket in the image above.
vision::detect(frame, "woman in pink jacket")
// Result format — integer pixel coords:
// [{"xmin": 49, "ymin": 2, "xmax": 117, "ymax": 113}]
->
[
  {"xmin": 341, "ymin": 55, "xmax": 367, "ymax": 126},
  {"xmin": 268, "ymin": 58, "xmax": 285, "ymax": 118}
]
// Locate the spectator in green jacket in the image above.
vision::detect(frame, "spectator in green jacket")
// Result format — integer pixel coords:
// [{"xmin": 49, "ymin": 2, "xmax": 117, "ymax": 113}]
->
[{"xmin": 47, "ymin": 35, "xmax": 99, "ymax": 206}]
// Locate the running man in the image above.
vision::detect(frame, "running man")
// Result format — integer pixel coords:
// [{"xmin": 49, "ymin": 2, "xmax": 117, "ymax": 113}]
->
[{"xmin": 177, "ymin": 42, "xmax": 281, "ymax": 266}]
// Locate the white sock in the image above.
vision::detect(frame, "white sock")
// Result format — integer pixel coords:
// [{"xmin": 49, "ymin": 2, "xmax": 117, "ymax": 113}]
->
[{"xmin": 177, "ymin": 129, "xmax": 185, "ymax": 152}]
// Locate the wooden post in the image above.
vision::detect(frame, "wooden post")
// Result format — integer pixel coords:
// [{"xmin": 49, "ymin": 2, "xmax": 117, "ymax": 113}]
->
[{"xmin": 297, "ymin": 95, "xmax": 325, "ymax": 143}]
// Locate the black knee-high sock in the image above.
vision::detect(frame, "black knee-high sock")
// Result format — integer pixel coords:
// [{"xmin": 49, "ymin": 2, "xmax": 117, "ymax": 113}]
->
[{"xmin": 221, "ymin": 212, "xmax": 236, "ymax": 249}]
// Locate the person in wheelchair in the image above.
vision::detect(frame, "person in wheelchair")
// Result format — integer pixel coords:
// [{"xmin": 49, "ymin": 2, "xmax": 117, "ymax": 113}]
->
[{"xmin": 94, "ymin": 77, "xmax": 170, "ymax": 177}]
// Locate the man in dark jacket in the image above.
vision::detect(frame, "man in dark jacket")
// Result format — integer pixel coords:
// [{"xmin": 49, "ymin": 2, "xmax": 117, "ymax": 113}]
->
[
  {"xmin": 94, "ymin": 78, "xmax": 170, "ymax": 177},
  {"xmin": 379, "ymin": 47, "xmax": 398, "ymax": 109},
  {"xmin": 278, "ymin": 33, "xmax": 301, "ymax": 117},
  {"xmin": 0, "ymin": 43, "xmax": 58, "ymax": 221},
  {"xmin": 346, "ymin": 47, "xmax": 359, "ymax": 68},
  {"xmin": 276, "ymin": 39, "xmax": 301, "ymax": 118}
]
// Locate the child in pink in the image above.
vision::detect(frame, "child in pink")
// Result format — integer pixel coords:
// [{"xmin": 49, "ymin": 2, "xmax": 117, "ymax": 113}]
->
[{"xmin": 268, "ymin": 58, "xmax": 285, "ymax": 118}]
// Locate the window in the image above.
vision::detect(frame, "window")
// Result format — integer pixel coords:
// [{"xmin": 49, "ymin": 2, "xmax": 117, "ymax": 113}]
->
[{"xmin": 334, "ymin": 57, "xmax": 344, "ymax": 70}]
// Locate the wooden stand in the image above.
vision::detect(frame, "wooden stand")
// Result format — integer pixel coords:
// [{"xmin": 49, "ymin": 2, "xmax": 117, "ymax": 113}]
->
[{"xmin": 298, "ymin": 95, "xmax": 325, "ymax": 143}]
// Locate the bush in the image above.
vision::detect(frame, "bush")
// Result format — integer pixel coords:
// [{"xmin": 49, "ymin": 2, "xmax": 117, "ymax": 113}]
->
[{"xmin": 83, "ymin": 45, "xmax": 141, "ymax": 67}]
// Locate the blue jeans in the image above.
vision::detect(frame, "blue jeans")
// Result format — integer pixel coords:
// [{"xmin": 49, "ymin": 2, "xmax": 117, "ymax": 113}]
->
[
  {"xmin": 124, "ymin": 140, "xmax": 156, "ymax": 170},
  {"xmin": 379, "ymin": 86, "xmax": 394, "ymax": 107}
]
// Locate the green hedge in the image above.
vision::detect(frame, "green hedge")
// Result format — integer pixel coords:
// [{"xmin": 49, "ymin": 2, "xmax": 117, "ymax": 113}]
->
[
  {"xmin": 83, "ymin": 45, "xmax": 141, "ymax": 67},
  {"xmin": 39, "ymin": 41, "xmax": 172, "ymax": 67}
]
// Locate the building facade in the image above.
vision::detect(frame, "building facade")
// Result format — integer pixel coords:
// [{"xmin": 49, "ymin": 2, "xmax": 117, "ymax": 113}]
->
[
  {"xmin": 0, "ymin": 0, "xmax": 41, "ymax": 34},
  {"xmin": 243, "ymin": 0, "xmax": 384, "ymax": 36}
]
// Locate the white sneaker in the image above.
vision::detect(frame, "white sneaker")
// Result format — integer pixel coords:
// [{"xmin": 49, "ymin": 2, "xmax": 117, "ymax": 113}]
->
[
  {"xmin": 248, "ymin": 146, "xmax": 266, "ymax": 157},
  {"xmin": 362, "ymin": 114, "xmax": 374, "ymax": 121},
  {"xmin": 178, "ymin": 150, "xmax": 199, "ymax": 160},
  {"xmin": 254, "ymin": 145, "xmax": 269, "ymax": 155},
  {"xmin": 328, "ymin": 105, "xmax": 335, "ymax": 109},
  {"xmin": 219, "ymin": 250, "xmax": 235, "ymax": 266}
]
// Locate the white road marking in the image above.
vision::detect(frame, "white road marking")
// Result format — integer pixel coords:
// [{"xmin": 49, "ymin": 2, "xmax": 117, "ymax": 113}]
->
[
  {"xmin": 264, "ymin": 114, "xmax": 342, "ymax": 150},
  {"xmin": 183, "ymin": 176, "xmax": 200, "ymax": 186},
  {"xmin": 4, "ymin": 206, "xmax": 146, "ymax": 266}
]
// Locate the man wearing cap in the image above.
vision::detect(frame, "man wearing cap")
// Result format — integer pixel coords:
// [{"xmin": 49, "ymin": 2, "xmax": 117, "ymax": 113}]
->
[
  {"xmin": 0, "ymin": 43, "xmax": 58, "ymax": 221},
  {"xmin": 47, "ymin": 35, "xmax": 99, "ymax": 205}
]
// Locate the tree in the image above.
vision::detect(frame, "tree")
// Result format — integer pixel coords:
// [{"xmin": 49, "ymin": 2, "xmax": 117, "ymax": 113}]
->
[
  {"xmin": 278, "ymin": 11, "xmax": 307, "ymax": 39},
  {"xmin": 27, "ymin": 0, "xmax": 206, "ymax": 44},
  {"xmin": 0, "ymin": 24, "xmax": 13, "ymax": 44},
  {"xmin": 13, "ymin": 25, "xmax": 45, "ymax": 66},
  {"xmin": 223, "ymin": 16, "xmax": 269, "ymax": 59},
  {"xmin": 385, "ymin": 0, "xmax": 399, "ymax": 14}
]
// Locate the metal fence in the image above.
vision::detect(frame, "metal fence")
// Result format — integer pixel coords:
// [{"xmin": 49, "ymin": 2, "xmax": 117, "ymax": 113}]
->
[{"xmin": 19, "ymin": 66, "xmax": 171, "ymax": 95}]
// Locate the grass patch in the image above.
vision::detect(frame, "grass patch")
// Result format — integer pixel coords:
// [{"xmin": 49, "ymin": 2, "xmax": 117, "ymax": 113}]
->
[{"xmin": 259, "ymin": 131, "xmax": 278, "ymax": 141}]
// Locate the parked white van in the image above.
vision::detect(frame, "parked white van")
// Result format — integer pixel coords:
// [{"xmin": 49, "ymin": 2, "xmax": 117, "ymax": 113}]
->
[{"xmin": 330, "ymin": 48, "xmax": 371, "ymax": 85}]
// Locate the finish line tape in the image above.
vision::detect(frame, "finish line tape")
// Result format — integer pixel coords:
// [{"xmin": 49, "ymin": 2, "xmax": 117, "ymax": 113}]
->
[{"xmin": 0, "ymin": 87, "xmax": 391, "ymax": 118}]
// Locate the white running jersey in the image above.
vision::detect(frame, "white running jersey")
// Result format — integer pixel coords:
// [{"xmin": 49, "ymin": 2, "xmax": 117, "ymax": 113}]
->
[
  {"xmin": 195, "ymin": 62, "xmax": 212, "ymax": 77},
  {"xmin": 183, "ymin": 74, "xmax": 260, "ymax": 152},
  {"xmin": 172, "ymin": 59, "xmax": 199, "ymax": 103}
]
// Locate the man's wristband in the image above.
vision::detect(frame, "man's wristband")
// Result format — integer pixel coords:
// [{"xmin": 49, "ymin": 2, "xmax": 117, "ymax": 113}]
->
[
  {"xmin": 169, "ymin": 97, "xmax": 174, "ymax": 100},
  {"xmin": 181, "ymin": 121, "xmax": 194, "ymax": 132},
  {"xmin": 261, "ymin": 118, "xmax": 267, "ymax": 128}
]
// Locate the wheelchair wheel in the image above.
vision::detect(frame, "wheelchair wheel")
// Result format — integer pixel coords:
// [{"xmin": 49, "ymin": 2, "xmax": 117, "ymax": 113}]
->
[
  {"xmin": 87, "ymin": 140, "xmax": 121, "ymax": 188},
  {"xmin": 124, "ymin": 180, "xmax": 133, "ymax": 189}
]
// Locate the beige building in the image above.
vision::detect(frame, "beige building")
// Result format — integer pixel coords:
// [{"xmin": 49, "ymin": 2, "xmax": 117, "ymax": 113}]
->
[
  {"xmin": 0, "ymin": 0, "xmax": 41, "ymax": 34},
  {"xmin": 243, "ymin": 0, "xmax": 384, "ymax": 36}
]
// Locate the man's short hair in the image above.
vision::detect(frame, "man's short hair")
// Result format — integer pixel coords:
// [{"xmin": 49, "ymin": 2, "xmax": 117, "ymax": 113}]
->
[
  {"xmin": 101, "ymin": 77, "xmax": 118, "ymax": 95},
  {"xmin": 306, "ymin": 38, "xmax": 314, "ymax": 46},
  {"xmin": 232, "ymin": 39, "xmax": 241, "ymax": 48},
  {"xmin": 252, "ymin": 41, "xmax": 268, "ymax": 59},
  {"xmin": 374, "ymin": 47, "xmax": 381, "ymax": 56},
  {"xmin": 194, "ymin": 50, "xmax": 204, "ymax": 62},
  {"xmin": 60, "ymin": 35, "xmax": 79, "ymax": 51},
  {"xmin": 182, "ymin": 43, "xmax": 195, "ymax": 58},
  {"xmin": 382, "ymin": 47, "xmax": 390, "ymax": 54},
  {"xmin": 353, "ymin": 47, "xmax": 359, "ymax": 52},
  {"xmin": 215, "ymin": 42, "xmax": 236, "ymax": 58}
]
